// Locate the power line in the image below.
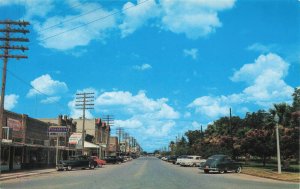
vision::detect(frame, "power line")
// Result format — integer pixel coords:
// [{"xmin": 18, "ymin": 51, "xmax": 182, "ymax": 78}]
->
[
  {"xmin": 4, "ymin": 67, "xmax": 68, "ymax": 112},
  {"xmin": 38, "ymin": 3, "xmax": 105, "ymax": 32},
  {"xmin": 38, "ymin": 0, "xmax": 150, "ymax": 42}
]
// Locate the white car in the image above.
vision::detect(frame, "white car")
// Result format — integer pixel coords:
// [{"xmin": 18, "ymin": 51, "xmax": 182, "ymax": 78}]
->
[
  {"xmin": 180, "ymin": 156, "xmax": 206, "ymax": 167},
  {"xmin": 175, "ymin": 155, "xmax": 188, "ymax": 165}
]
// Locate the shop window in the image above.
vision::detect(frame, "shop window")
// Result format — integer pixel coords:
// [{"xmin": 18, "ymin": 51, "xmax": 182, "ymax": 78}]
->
[{"xmin": 2, "ymin": 127, "xmax": 12, "ymax": 140}]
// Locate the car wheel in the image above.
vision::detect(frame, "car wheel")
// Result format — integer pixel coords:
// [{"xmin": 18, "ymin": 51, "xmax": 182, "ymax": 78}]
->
[
  {"xmin": 56, "ymin": 167, "xmax": 61, "ymax": 171},
  {"xmin": 192, "ymin": 163, "xmax": 196, "ymax": 167},
  {"xmin": 219, "ymin": 170, "xmax": 225, "ymax": 174},
  {"xmin": 235, "ymin": 166, "xmax": 242, "ymax": 173},
  {"xmin": 67, "ymin": 165, "xmax": 72, "ymax": 171},
  {"xmin": 204, "ymin": 170, "xmax": 209, "ymax": 174},
  {"xmin": 89, "ymin": 163, "xmax": 95, "ymax": 169}
]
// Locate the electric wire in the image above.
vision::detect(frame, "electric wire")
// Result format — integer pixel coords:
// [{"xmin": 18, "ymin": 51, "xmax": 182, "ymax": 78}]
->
[
  {"xmin": 38, "ymin": 0, "xmax": 150, "ymax": 42},
  {"xmin": 5, "ymin": 67, "xmax": 69, "ymax": 112},
  {"xmin": 38, "ymin": 5, "xmax": 101, "ymax": 32}
]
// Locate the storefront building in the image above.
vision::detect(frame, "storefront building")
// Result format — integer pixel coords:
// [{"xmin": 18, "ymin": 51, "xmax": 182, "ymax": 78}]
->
[{"xmin": 1, "ymin": 110, "xmax": 53, "ymax": 171}]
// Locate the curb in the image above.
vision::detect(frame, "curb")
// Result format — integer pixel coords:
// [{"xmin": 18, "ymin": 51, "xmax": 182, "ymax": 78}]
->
[
  {"xmin": 0, "ymin": 170, "xmax": 56, "ymax": 181},
  {"xmin": 241, "ymin": 172, "xmax": 300, "ymax": 183}
]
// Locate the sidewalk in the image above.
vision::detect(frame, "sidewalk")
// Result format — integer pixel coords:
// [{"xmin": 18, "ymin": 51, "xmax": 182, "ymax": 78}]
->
[{"xmin": 0, "ymin": 168, "xmax": 56, "ymax": 181}]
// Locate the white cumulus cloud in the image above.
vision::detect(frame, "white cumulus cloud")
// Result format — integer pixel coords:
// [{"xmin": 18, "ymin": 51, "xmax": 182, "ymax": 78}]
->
[
  {"xmin": 34, "ymin": 2, "xmax": 117, "ymax": 50},
  {"xmin": 27, "ymin": 74, "xmax": 68, "ymax": 104},
  {"xmin": 40, "ymin": 96, "xmax": 61, "ymax": 104},
  {"xmin": 189, "ymin": 53, "xmax": 294, "ymax": 121},
  {"xmin": 231, "ymin": 53, "xmax": 293, "ymax": 106},
  {"xmin": 133, "ymin": 64, "xmax": 152, "ymax": 71},
  {"xmin": 119, "ymin": 0, "xmax": 160, "ymax": 37},
  {"xmin": 183, "ymin": 48, "xmax": 198, "ymax": 59},
  {"xmin": 4, "ymin": 94, "xmax": 19, "ymax": 110},
  {"xmin": 27, "ymin": 74, "xmax": 68, "ymax": 97},
  {"xmin": 160, "ymin": 0, "xmax": 236, "ymax": 39}
]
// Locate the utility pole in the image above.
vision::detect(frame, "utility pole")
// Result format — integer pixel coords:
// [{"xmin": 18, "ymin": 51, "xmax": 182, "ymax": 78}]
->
[
  {"xmin": 102, "ymin": 115, "xmax": 113, "ymax": 156},
  {"xmin": 123, "ymin": 132, "xmax": 129, "ymax": 154},
  {"xmin": 0, "ymin": 20, "xmax": 29, "ymax": 174},
  {"xmin": 76, "ymin": 92, "xmax": 94, "ymax": 155},
  {"xmin": 116, "ymin": 126, "xmax": 124, "ymax": 155}
]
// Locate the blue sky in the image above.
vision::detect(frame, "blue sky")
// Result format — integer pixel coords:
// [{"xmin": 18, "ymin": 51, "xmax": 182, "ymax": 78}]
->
[{"xmin": 0, "ymin": 0, "xmax": 299, "ymax": 152}]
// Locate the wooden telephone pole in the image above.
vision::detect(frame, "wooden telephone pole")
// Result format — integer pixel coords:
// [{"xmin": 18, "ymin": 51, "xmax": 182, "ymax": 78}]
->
[
  {"xmin": 75, "ymin": 92, "xmax": 94, "ymax": 155},
  {"xmin": 0, "ymin": 20, "xmax": 29, "ymax": 173},
  {"xmin": 102, "ymin": 115, "xmax": 113, "ymax": 156}
]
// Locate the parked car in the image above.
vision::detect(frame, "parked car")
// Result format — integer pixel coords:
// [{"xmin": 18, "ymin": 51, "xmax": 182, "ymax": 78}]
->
[
  {"xmin": 56, "ymin": 155, "xmax": 98, "ymax": 171},
  {"xmin": 180, "ymin": 155, "xmax": 205, "ymax": 167},
  {"xmin": 104, "ymin": 156, "xmax": 124, "ymax": 164},
  {"xmin": 91, "ymin": 156, "xmax": 106, "ymax": 167},
  {"xmin": 167, "ymin": 155, "xmax": 178, "ymax": 164},
  {"xmin": 175, "ymin": 155, "xmax": 188, "ymax": 165},
  {"xmin": 199, "ymin": 154, "xmax": 242, "ymax": 174}
]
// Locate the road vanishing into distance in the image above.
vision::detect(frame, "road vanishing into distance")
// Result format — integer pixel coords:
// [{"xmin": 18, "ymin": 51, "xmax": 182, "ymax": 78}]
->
[{"xmin": 1, "ymin": 157, "xmax": 298, "ymax": 189}]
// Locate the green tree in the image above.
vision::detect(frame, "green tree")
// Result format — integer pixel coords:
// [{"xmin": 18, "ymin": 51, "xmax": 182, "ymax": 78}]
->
[{"xmin": 241, "ymin": 129, "xmax": 275, "ymax": 166}]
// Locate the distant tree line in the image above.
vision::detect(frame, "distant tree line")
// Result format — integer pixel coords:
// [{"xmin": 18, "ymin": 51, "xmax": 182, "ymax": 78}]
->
[{"xmin": 169, "ymin": 88, "xmax": 300, "ymax": 166}]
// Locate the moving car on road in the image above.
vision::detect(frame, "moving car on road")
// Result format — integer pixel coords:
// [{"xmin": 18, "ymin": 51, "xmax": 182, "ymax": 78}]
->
[
  {"xmin": 56, "ymin": 155, "xmax": 98, "ymax": 171},
  {"xmin": 199, "ymin": 154, "xmax": 242, "ymax": 174}
]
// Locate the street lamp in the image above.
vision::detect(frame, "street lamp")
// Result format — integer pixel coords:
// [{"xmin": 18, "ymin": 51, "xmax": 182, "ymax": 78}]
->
[{"xmin": 274, "ymin": 114, "xmax": 281, "ymax": 174}]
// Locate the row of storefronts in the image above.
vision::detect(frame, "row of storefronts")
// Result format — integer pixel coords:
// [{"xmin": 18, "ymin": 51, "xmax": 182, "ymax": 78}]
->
[{"xmin": 0, "ymin": 110, "xmax": 111, "ymax": 172}]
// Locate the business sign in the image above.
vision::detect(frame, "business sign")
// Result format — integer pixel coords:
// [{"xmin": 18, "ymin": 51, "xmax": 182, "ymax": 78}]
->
[
  {"xmin": 69, "ymin": 132, "xmax": 82, "ymax": 144},
  {"xmin": 48, "ymin": 126, "xmax": 68, "ymax": 137}
]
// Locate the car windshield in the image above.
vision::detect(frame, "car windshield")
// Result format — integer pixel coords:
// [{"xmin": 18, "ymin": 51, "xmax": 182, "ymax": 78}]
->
[{"xmin": 1, "ymin": 1, "xmax": 298, "ymax": 189}]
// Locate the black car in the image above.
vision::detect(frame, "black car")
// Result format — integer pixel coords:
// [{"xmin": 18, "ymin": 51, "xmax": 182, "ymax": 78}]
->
[
  {"xmin": 104, "ymin": 156, "xmax": 124, "ymax": 164},
  {"xmin": 167, "ymin": 155, "xmax": 178, "ymax": 164},
  {"xmin": 199, "ymin": 154, "xmax": 242, "ymax": 174},
  {"xmin": 56, "ymin": 155, "xmax": 97, "ymax": 171}
]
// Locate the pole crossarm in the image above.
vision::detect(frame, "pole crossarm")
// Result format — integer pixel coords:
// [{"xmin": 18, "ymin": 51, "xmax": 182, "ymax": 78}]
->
[
  {"xmin": 0, "ymin": 37, "xmax": 29, "ymax": 42},
  {"xmin": 0, "ymin": 29, "xmax": 30, "ymax": 34},
  {"xmin": 0, "ymin": 20, "xmax": 30, "ymax": 26},
  {"xmin": 75, "ymin": 92, "xmax": 94, "ymax": 154},
  {"xmin": 0, "ymin": 45, "xmax": 29, "ymax": 51},
  {"xmin": 0, "ymin": 55, "xmax": 28, "ymax": 59}
]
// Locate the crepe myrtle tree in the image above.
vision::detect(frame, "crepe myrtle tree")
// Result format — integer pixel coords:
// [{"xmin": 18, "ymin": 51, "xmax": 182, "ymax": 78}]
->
[{"xmin": 241, "ymin": 129, "xmax": 276, "ymax": 166}]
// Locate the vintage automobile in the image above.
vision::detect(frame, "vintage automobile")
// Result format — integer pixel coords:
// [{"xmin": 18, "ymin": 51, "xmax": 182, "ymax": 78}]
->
[
  {"xmin": 199, "ymin": 154, "xmax": 242, "ymax": 174},
  {"xmin": 104, "ymin": 156, "xmax": 124, "ymax": 164},
  {"xmin": 91, "ymin": 156, "xmax": 106, "ymax": 167},
  {"xmin": 175, "ymin": 155, "xmax": 188, "ymax": 165},
  {"xmin": 56, "ymin": 155, "xmax": 98, "ymax": 171},
  {"xmin": 180, "ymin": 155, "xmax": 206, "ymax": 167},
  {"xmin": 167, "ymin": 155, "xmax": 178, "ymax": 164}
]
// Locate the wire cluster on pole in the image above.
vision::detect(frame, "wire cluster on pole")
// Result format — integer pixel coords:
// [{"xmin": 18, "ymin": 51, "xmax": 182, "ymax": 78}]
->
[
  {"xmin": 102, "ymin": 115, "xmax": 113, "ymax": 156},
  {"xmin": 75, "ymin": 92, "xmax": 94, "ymax": 154},
  {"xmin": 0, "ymin": 20, "xmax": 29, "ymax": 174}
]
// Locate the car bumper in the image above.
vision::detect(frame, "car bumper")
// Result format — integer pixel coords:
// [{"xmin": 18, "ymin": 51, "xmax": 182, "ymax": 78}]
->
[
  {"xmin": 56, "ymin": 164, "xmax": 66, "ymax": 170},
  {"xmin": 199, "ymin": 166, "xmax": 219, "ymax": 171}
]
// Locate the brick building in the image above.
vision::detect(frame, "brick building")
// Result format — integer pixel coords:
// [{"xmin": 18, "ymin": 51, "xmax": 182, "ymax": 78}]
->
[{"xmin": 1, "ymin": 110, "xmax": 53, "ymax": 171}]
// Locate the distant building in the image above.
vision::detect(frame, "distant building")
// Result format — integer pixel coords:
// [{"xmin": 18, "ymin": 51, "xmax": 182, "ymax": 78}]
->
[
  {"xmin": 39, "ymin": 116, "xmax": 110, "ymax": 158},
  {"xmin": 109, "ymin": 136, "xmax": 119, "ymax": 156}
]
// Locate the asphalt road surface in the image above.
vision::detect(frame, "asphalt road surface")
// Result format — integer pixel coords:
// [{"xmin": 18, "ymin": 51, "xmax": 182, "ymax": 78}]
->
[{"xmin": 1, "ymin": 157, "xmax": 299, "ymax": 189}]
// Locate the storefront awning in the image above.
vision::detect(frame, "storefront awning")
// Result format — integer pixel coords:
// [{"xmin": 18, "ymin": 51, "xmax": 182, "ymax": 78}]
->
[{"xmin": 84, "ymin": 141, "xmax": 99, "ymax": 148}]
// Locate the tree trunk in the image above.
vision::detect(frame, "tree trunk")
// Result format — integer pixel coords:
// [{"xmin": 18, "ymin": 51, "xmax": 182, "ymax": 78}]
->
[{"xmin": 262, "ymin": 155, "xmax": 266, "ymax": 167}]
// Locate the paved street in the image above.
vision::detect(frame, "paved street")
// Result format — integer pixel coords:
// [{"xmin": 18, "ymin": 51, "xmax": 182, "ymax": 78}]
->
[{"xmin": 1, "ymin": 157, "xmax": 299, "ymax": 189}]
